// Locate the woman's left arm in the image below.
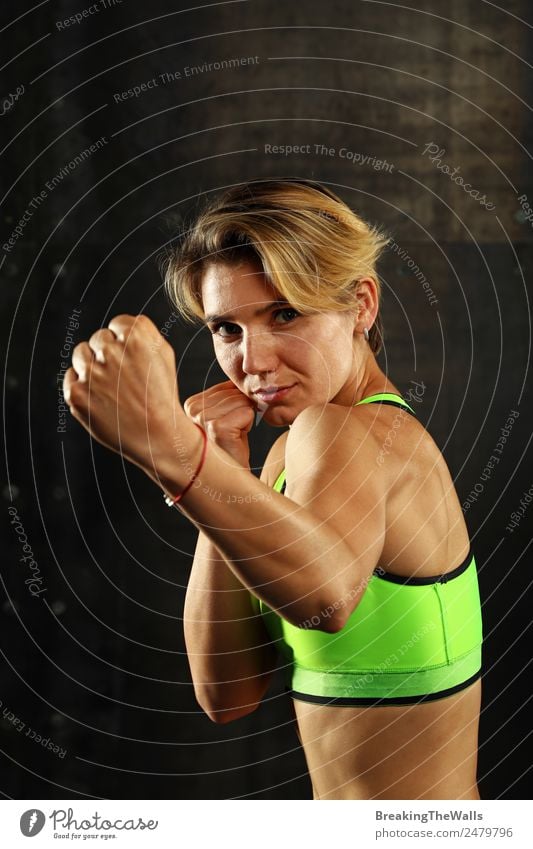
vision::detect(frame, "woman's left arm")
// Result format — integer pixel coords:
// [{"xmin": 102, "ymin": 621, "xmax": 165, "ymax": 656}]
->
[{"xmin": 63, "ymin": 314, "xmax": 385, "ymax": 631}]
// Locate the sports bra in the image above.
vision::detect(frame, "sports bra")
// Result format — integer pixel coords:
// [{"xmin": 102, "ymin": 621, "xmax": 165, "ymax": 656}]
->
[{"xmin": 249, "ymin": 392, "xmax": 484, "ymax": 706}]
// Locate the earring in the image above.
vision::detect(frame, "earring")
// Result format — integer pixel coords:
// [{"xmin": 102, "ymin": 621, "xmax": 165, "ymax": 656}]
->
[{"xmin": 363, "ymin": 327, "xmax": 370, "ymax": 342}]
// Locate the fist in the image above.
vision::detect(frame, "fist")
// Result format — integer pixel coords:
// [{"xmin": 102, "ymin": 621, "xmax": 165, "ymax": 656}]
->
[
  {"xmin": 63, "ymin": 314, "xmax": 181, "ymax": 473},
  {"xmin": 184, "ymin": 380, "xmax": 256, "ymax": 468}
]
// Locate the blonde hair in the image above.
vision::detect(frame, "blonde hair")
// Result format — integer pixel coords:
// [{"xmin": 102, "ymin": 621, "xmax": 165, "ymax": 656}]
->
[{"xmin": 162, "ymin": 178, "xmax": 390, "ymax": 354}]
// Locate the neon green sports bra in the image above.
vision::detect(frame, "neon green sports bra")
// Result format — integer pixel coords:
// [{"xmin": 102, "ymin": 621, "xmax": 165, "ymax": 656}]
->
[{"xmin": 250, "ymin": 393, "xmax": 484, "ymax": 706}]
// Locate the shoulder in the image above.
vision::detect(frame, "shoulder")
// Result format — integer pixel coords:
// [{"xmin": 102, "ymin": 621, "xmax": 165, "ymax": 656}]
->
[
  {"xmin": 284, "ymin": 402, "xmax": 383, "ymax": 502},
  {"xmin": 285, "ymin": 400, "xmax": 430, "ymax": 489},
  {"xmin": 287, "ymin": 402, "xmax": 375, "ymax": 463}
]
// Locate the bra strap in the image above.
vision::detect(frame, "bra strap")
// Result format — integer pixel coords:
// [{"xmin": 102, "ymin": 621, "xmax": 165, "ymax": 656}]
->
[{"xmin": 355, "ymin": 392, "xmax": 417, "ymax": 417}]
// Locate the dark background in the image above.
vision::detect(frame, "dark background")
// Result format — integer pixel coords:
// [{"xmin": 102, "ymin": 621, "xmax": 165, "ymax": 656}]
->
[{"xmin": 1, "ymin": 0, "xmax": 532, "ymax": 800}]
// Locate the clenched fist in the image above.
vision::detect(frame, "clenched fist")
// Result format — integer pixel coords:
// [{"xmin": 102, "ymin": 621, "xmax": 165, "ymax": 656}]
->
[
  {"xmin": 63, "ymin": 314, "xmax": 182, "ymax": 474},
  {"xmin": 184, "ymin": 380, "xmax": 256, "ymax": 469}
]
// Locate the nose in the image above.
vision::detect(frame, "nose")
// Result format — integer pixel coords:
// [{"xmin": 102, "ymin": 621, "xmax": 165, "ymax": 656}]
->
[{"xmin": 241, "ymin": 329, "xmax": 278, "ymax": 376}]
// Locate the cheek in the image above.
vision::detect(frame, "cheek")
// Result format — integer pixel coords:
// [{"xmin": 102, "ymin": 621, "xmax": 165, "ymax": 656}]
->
[
  {"xmin": 213, "ymin": 341, "xmax": 240, "ymax": 377},
  {"xmin": 282, "ymin": 335, "xmax": 307, "ymax": 362},
  {"xmin": 300, "ymin": 325, "xmax": 354, "ymax": 386},
  {"xmin": 300, "ymin": 325, "xmax": 350, "ymax": 367},
  {"xmin": 323, "ymin": 322, "xmax": 354, "ymax": 360}
]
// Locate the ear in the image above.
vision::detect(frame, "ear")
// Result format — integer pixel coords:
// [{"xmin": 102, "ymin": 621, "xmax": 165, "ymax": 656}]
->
[{"xmin": 353, "ymin": 278, "xmax": 379, "ymax": 334}]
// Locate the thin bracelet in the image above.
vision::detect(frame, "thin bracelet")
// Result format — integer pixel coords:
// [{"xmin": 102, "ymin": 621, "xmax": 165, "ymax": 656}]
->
[{"xmin": 163, "ymin": 423, "xmax": 208, "ymax": 507}]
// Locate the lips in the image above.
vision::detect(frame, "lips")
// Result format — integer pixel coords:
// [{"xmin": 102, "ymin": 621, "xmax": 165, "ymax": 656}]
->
[{"xmin": 253, "ymin": 384, "xmax": 296, "ymax": 403}]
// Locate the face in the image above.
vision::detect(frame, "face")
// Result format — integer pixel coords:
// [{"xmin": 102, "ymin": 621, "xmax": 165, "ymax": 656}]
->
[{"xmin": 200, "ymin": 259, "xmax": 365, "ymax": 426}]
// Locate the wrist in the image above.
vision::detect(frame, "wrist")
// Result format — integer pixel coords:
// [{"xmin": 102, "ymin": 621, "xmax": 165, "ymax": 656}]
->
[
  {"xmin": 142, "ymin": 414, "xmax": 204, "ymax": 496},
  {"xmin": 214, "ymin": 439, "xmax": 250, "ymax": 470},
  {"xmin": 163, "ymin": 422, "xmax": 207, "ymax": 506}
]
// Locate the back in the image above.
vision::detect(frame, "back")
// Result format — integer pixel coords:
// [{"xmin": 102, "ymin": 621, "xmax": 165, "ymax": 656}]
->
[{"xmin": 359, "ymin": 402, "xmax": 471, "ymax": 578}]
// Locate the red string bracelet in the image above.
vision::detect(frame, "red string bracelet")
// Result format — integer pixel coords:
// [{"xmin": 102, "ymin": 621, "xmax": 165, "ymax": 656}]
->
[{"xmin": 163, "ymin": 423, "xmax": 208, "ymax": 507}]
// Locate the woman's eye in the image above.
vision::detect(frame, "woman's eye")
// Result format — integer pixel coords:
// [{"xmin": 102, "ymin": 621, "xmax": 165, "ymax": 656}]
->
[
  {"xmin": 273, "ymin": 307, "xmax": 299, "ymax": 324},
  {"xmin": 211, "ymin": 308, "xmax": 299, "ymax": 338},
  {"xmin": 212, "ymin": 322, "xmax": 241, "ymax": 337}
]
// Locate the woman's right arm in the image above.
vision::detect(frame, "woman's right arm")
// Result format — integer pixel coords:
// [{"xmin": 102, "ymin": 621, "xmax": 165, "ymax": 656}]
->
[{"xmin": 182, "ymin": 382, "xmax": 283, "ymax": 724}]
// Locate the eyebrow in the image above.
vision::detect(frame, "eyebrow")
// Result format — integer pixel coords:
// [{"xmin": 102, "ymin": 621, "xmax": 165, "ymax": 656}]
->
[{"xmin": 204, "ymin": 300, "xmax": 290, "ymax": 325}]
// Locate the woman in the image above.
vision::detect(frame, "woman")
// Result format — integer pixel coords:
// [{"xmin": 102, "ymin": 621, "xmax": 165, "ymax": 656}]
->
[{"xmin": 63, "ymin": 178, "xmax": 483, "ymax": 800}]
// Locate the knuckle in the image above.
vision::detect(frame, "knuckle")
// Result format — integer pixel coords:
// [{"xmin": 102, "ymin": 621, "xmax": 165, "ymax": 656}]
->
[
  {"xmin": 108, "ymin": 314, "xmax": 134, "ymax": 340},
  {"xmin": 184, "ymin": 392, "xmax": 204, "ymax": 414},
  {"xmin": 68, "ymin": 382, "xmax": 85, "ymax": 407},
  {"xmin": 90, "ymin": 328, "xmax": 112, "ymax": 347},
  {"xmin": 191, "ymin": 411, "xmax": 207, "ymax": 429},
  {"xmin": 131, "ymin": 314, "xmax": 155, "ymax": 339},
  {"xmin": 131, "ymin": 316, "xmax": 154, "ymax": 340},
  {"xmin": 121, "ymin": 325, "xmax": 135, "ymax": 342},
  {"xmin": 204, "ymin": 419, "xmax": 220, "ymax": 439}
]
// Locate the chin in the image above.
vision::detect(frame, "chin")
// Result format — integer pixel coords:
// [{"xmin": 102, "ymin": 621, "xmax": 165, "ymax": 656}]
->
[{"xmin": 259, "ymin": 406, "xmax": 298, "ymax": 428}]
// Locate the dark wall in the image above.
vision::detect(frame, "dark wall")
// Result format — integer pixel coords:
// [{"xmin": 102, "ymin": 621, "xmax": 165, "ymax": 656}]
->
[{"xmin": 2, "ymin": 0, "xmax": 532, "ymax": 799}]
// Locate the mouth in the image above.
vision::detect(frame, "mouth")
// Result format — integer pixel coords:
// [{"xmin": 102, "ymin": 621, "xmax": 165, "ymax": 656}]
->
[{"xmin": 253, "ymin": 384, "xmax": 296, "ymax": 404}]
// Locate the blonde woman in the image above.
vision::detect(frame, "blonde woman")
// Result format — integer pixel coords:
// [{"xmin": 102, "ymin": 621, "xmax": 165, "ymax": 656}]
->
[{"xmin": 63, "ymin": 178, "xmax": 483, "ymax": 800}]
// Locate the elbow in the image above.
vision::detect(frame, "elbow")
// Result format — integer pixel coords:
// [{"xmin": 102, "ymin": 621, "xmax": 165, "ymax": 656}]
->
[
  {"xmin": 308, "ymin": 610, "xmax": 349, "ymax": 634},
  {"xmin": 289, "ymin": 594, "xmax": 355, "ymax": 633},
  {"xmin": 311, "ymin": 581, "xmax": 363, "ymax": 632},
  {"xmin": 202, "ymin": 704, "xmax": 257, "ymax": 725},
  {"xmin": 193, "ymin": 683, "xmax": 265, "ymax": 725},
  {"xmin": 319, "ymin": 612, "xmax": 349, "ymax": 633}
]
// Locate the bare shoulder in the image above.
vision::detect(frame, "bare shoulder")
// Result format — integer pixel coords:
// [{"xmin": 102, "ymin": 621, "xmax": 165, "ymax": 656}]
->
[
  {"xmin": 259, "ymin": 429, "xmax": 290, "ymax": 487},
  {"xmin": 285, "ymin": 400, "xmax": 438, "ymax": 483},
  {"xmin": 352, "ymin": 398, "xmax": 438, "ymax": 464},
  {"xmin": 286, "ymin": 402, "xmax": 380, "ymax": 462},
  {"xmin": 284, "ymin": 402, "xmax": 388, "ymax": 498}
]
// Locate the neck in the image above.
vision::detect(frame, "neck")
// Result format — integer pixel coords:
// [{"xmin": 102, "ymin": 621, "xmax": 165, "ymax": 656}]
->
[{"xmin": 330, "ymin": 346, "xmax": 399, "ymax": 408}]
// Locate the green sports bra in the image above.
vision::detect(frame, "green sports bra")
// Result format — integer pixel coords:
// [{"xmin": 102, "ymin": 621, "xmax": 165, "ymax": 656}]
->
[{"xmin": 250, "ymin": 392, "xmax": 484, "ymax": 706}]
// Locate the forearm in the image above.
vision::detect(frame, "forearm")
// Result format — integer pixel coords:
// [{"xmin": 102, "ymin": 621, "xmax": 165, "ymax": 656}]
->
[
  {"xmin": 184, "ymin": 531, "xmax": 277, "ymax": 712},
  {"xmin": 148, "ymin": 415, "xmax": 353, "ymax": 626}
]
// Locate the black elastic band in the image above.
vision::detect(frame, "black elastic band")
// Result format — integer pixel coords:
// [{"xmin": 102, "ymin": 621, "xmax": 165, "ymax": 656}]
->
[{"xmin": 374, "ymin": 548, "xmax": 474, "ymax": 585}]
